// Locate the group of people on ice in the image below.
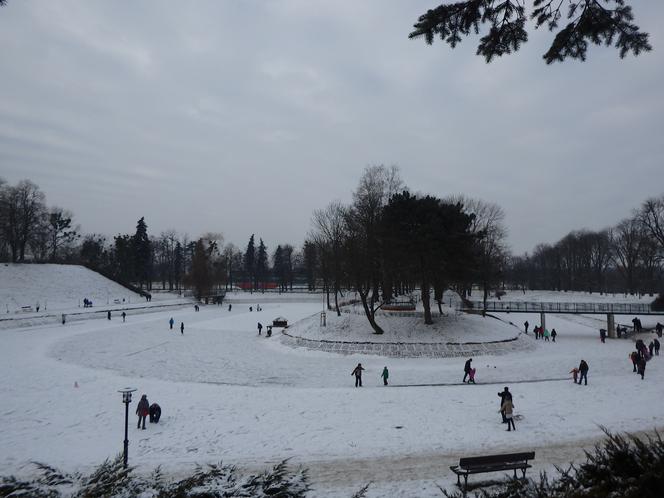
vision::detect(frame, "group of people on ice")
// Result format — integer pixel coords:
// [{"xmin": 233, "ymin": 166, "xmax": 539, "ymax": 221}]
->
[
  {"xmin": 630, "ymin": 337, "xmax": 659, "ymax": 379},
  {"xmin": 524, "ymin": 321, "xmax": 557, "ymax": 341}
]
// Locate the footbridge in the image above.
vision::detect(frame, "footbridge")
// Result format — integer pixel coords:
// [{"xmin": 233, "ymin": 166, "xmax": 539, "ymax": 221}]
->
[{"xmin": 458, "ymin": 301, "xmax": 664, "ymax": 338}]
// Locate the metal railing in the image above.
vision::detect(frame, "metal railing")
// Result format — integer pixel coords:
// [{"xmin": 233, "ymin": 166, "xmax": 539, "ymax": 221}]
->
[{"xmin": 458, "ymin": 301, "xmax": 663, "ymax": 315}]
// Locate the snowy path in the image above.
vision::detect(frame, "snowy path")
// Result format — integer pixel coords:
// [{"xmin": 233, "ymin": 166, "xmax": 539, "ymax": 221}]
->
[{"xmin": 2, "ymin": 301, "xmax": 664, "ymax": 497}]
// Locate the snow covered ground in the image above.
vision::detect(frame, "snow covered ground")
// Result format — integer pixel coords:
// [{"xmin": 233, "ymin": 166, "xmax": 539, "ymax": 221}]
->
[
  {"xmin": 1, "ymin": 287, "xmax": 664, "ymax": 496},
  {"xmin": 0, "ymin": 263, "xmax": 145, "ymax": 312}
]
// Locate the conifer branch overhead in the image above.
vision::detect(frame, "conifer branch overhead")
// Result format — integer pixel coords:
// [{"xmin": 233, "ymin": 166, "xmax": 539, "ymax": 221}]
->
[{"xmin": 409, "ymin": 0, "xmax": 651, "ymax": 63}]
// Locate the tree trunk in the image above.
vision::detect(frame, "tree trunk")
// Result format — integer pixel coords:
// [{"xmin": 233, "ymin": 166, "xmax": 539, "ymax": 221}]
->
[
  {"xmin": 334, "ymin": 285, "xmax": 341, "ymax": 316},
  {"xmin": 421, "ymin": 282, "xmax": 432, "ymax": 325},
  {"xmin": 359, "ymin": 290, "xmax": 384, "ymax": 334}
]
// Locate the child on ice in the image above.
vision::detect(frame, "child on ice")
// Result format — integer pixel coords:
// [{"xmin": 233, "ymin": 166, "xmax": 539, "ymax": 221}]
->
[
  {"xmin": 569, "ymin": 367, "xmax": 579, "ymax": 383},
  {"xmin": 468, "ymin": 367, "xmax": 476, "ymax": 384}
]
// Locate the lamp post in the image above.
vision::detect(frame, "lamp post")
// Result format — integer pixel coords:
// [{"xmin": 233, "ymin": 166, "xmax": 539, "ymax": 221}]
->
[{"xmin": 118, "ymin": 387, "xmax": 136, "ymax": 468}]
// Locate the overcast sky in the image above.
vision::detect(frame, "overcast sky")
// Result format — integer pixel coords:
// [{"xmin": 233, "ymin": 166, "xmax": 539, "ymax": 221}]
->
[{"xmin": 1, "ymin": 1, "xmax": 663, "ymax": 254}]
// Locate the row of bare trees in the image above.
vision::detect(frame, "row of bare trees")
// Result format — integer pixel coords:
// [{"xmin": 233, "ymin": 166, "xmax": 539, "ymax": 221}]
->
[
  {"xmin": 0, "ymin": 179, "xmax": 79, "ymax": 263},
  {"xmin": 507, "ymin": 196, "xmax": 664, "ymax": 295}
]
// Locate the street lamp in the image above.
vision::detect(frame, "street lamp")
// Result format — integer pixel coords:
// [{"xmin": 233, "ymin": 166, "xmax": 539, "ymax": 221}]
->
[{"xmin": 118, "ymin": 387, "xmax": 137, "ymax": 468}]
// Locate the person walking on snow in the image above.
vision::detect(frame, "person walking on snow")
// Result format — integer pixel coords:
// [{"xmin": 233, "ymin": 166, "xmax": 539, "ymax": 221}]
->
[
  {"xmin": 649, "ymin": 341, "xmax": 655, "ymax": 357},
  {"xmin": 228, "ymin": 304, "xmax": 232, "ymax": 312},
  {"xmin": 569, "ymin": 367, "xmax": 579, "ymax": 383},
  {"xmin": 381, "ymin": 366, "xmax": 389, "ymax": 386},
  {"xmin": 107, "ymin": 310, "xmax": 111, "ymax": 320},
  {"xmin": 544, "ymin": 328, "xmax": 550, "ymax": 342},
  {"xmin": 498, "ymin": 387, "xmax": 512, "ymax": 423},
  {"xmin": 122, "ymin": 311, "xmax": 126, "ymax": 322},
  {"xmin": 524, "ymin": 321, "xmax": 529, "ymax": 334},
  {"xmin": 169, "ymin": 317, "xmax": 174, "ymax": 330},
  {"xmin": 351, "ymin": 363, "xmax": 365, "ymax": 387},
  {"xmin": 654, "ymin": 338, "xmax": 660, "ymax": 356},
  {"xmin": 630, "ymin": 351, "xmax": 639, "ymax": 372},
  {"xmin": 463, "ymin": 358, "xmax": 473, "ymax": 383},
  {"xmin": 180, "ymin": 322, "xmax": 184, "ymax": 335},
  {"xmin": 257, "ymin": 322, "xmax": 263, "ymax": 335},
  {"xmin": 656, "ymin": 322, "xmax": 663, "ymax": 338},
  {"xmin": 578, "ymin": 360, "xmax": 589, "ymax": 385},
  {"xmin": 551, "ymin": 329, "xmax": 557, "ymax": 342},
  {"xmin": 637, "ymin": 356, "xmax": 647, "ymax": 379},
  {"xmin": 468, "ymin": 367, "xmax": 476, "ymax": 384},
  {"xmin": 500, "ymin": 398, "xmax": 516, "ymax": 431},
  {"xmin": 136, "ymin": 394, "xmax": 149, "ymax": 430}
]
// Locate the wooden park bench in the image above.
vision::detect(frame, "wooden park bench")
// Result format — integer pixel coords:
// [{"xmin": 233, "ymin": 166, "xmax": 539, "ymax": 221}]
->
[{"xmin": 450, "ymin": 451, "xmax": 535, "ymax": 493}]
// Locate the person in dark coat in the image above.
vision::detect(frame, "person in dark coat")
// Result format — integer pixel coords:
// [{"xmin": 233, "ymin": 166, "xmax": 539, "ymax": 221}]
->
[
  {"xmin": 630, "ymin": 351, "xmax": 639, "ymax": 372},
  {"xmin": 654, "ymin": 338, "xmax": 660, "ymax": 356},
  {"xmin": 122, "ymin": 311, "xmax": 126, "ymax": 322},
  {"xmin": 551, "ymin": 329, "xmax": 557, "ymax": 342},
  {"xmin": 149, "ymin": 403, "xmax": 161, "ymax": 423},
  {"xmin": 228, "ymin": 304, "xmax": 232, "ymax": 312},
  {"xmin": 498, "ymin": 387, "xmax": 512, "ymax": 423},
  {"xmin": 599, "ymin": 329, "xmax": 606, "ymax": 343},
  {"xmin": 578, "ymin": 360, "xmax": 589, "ymax": 385},
  {"xmin": 656, "ymin": 322, "xmax": 663, "ymax": 338},
  {"xmin": 636, "ymin": 318, "xmax": 642, "ymax": 332},
  {"xmin": 649, "ymin": 341, "xmax": 655, "ymax": 357},
  {"xmin": 257, "ymin": 322, "xmax": 263, "ymax": 335},
  {"xmin": 180, "ymin": 322, "xmax": 184, "ymax": 335},
  {"xmin": 523, "ymin": 321, "xmax": 529, "ymax": 334},
  {"xmin": 463, "ymin": 358, "xmax": 473, "ymax": 383},
  {"xmin": 632, "ymin": 317, "xmax": 639, "ymax": 332},
  {"xmin": 351, "ymin": 363, "xmax": 365, "ymax": 387},
  {"xmin": 637, "ymin": 356, "xmax": 647, "ymax": 379},
  {"xmin": 136, "ymin": 394, "xmax": 149, "ymax": 429},
  {"xmin": 107, "ymin": 310, "xmax": 111, "ymax": 320},
  {"xmin": 169, "ymin": 317, "xmax": 174, "ymax": 329}
]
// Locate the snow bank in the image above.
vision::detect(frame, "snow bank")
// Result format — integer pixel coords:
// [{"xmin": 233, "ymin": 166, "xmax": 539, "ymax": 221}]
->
[{"xmin": 0, "ymin": 263, "xmax": 143, "ymax": 313}]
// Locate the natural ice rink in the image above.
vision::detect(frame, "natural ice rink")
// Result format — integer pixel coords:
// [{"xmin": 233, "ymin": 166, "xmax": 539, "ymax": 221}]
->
[{"xmin": 2, "ymin": 296, "xmax": 664, "ymax": 496}]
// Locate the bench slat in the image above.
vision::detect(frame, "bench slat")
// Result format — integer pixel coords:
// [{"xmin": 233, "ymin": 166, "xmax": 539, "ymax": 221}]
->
[{"xmin": 459, "ymin": 452, "xmax": 535, "ymax": 468}]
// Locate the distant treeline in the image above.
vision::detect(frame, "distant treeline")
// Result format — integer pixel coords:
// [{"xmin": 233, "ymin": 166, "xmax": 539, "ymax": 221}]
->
[
  {"xmin": 506, "ymin": 199, "xmax": 664, "ymax": 295},
  {"xmin": 1, "ymin": 174, "xmax": 663, "ymax": 327}
]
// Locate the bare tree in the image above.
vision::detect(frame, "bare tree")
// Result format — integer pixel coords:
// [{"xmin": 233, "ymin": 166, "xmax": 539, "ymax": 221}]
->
[
  {"xmin": 345, "ymin": 165, "xmax": 403, "ymax": 334},
  {"xmin": 1, "ymin": 180, "xmax": 46, "ymax": 262},
  {"xmin": 639, "ymin": 196, "xmax": 664, "ymax": 254},
  {"xmin": 311, "ymin": 202, "xmax": 347, "ymax": 315},
  {"xmin": 611, "ymin": 218, "xmax": 645, "ymax": 294},
  {"xmin": 451, "ymin": 195, "xmax": 508, "ymax": 311},
  {"xmin": 47, "ymin": 207, "xmax": 79, "ymax": 261}
]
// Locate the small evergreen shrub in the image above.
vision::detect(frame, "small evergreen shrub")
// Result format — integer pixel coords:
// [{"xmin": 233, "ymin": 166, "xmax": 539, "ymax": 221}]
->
[{"xmin": 0, "ymin": 455, "xmax": 310, "ymax": 498}]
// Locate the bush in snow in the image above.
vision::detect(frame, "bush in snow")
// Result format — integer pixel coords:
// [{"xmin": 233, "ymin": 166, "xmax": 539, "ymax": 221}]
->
[
  {"xmin": 0, "ymin": 455, "xmax": 310, "ymax": 498},
  {"xmin": 442, "ymin": 429, "xmax": 664, "ymax": 498}
]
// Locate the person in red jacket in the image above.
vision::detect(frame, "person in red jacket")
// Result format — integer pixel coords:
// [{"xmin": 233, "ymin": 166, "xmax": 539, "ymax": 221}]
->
[{"xmin": 136, "ymin": 394, "xmax": 149, "ymax": 430}]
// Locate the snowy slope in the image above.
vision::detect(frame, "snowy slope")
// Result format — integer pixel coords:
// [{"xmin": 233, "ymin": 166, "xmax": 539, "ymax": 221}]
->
[
  {"xmin": 2, "ymin": 291, "xmax": 664, "ymax": 497},
  {"xmin": 0, "ymin": 263, "xmax": 143, "ymax": 312}
]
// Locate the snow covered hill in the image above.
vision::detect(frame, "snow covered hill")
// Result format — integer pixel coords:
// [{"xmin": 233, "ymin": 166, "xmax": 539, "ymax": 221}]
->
[{"xmin": 0, "ymin": 263, "xmax": 143, "ymax": 313}]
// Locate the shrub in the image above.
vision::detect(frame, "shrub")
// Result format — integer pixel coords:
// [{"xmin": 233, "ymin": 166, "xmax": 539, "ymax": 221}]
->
[
  {"xmin": 442, "ymin": 429, "xmax": 664, "ymax": 498},
  {"xmin": 0, "ymin": 455, "xmax": 310, "ymax": 498}
]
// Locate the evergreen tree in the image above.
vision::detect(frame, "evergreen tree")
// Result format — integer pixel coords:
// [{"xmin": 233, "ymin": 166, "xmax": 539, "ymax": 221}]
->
[
  {"xmin": 256, "ymin": 238, "xmax": 269, "ymax": 290},
  {"xmin": 410, "ymin": 1, "xmax": 651, "ymax": 64},
  {"xmin": 112, "ymin": 234, "xmax": 134, "ymax": 283},
  {"xmin": 244, "ymin": 234, "xmax": 256, "ymax": 291},
  {"xmin": 190, "ymin": 238, "xmax": 212, "ymax": 299},
  {"xmin": 273, "ymin": 245, "xmax": 285, "ymax": 291},
  {"xmin": 132, "ymin": 217, "xmax": 152, "ymax": 290}
]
